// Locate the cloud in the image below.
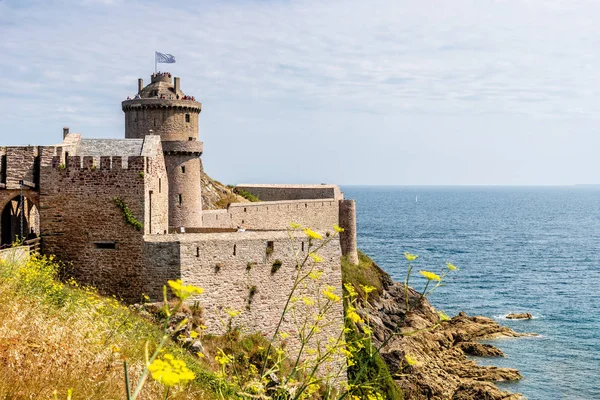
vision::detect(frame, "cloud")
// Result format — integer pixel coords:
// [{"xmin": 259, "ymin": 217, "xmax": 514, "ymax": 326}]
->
[{"xmin": 1, "ymin": 0, "xmax": 600, "ymax": 183}]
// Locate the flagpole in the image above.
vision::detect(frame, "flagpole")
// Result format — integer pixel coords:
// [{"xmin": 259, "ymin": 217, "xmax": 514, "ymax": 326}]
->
[{"xmin": 154, "ymin": 51, "xmax": 157, "ymax": 74}]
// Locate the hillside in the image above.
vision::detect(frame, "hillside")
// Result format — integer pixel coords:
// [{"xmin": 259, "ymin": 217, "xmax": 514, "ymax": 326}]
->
[
  {"xmin": 201, "ymin": 170, "xmax": 249, "ymax": 209},
  {"xmin": 0, "ymin": 252, "xmax": 232, "ymax": 400}
]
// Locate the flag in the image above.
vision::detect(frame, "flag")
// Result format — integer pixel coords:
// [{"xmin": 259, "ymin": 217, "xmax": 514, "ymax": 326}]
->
[{"xmin": 155, "ymin": 51, "xmax": 176, "ymax": 64}]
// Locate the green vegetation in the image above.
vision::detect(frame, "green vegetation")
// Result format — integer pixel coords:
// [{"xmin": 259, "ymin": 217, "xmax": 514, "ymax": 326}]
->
[
  {"xmin": 341, "ymin": 250, "xmax": 388, "ymax": 301},
  {"xmin": 114, "ymin": 197, "xmax": 144, "ymax": 231},
  {"xmin": 271, "ymin": 259, "xmax": 283, "ymax": 273},
  {"xmin": 0, "ymin": 254, "xmax": 228, "ymax": 399},
  {"xmin": 341, "ymin": 251, "xmax": 403, "ymax": 400},
  {"xmin": 235, "ymin": 189, "xmax": 260, "ymax": 202}
]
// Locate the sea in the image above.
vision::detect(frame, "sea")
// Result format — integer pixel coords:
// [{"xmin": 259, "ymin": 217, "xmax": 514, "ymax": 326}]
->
[{"xmin": 342, "ymin": 186, "xmax": 600, "ymax": 400}]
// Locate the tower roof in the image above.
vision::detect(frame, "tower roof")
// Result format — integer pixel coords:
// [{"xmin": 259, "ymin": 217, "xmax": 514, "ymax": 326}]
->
[{"xmin": 137, "ymin": 72, "xmax": 185, "ymax": 99}]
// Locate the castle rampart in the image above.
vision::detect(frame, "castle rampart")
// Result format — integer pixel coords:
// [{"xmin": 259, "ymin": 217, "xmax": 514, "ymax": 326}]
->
[
  {"xmin": 143, "ymin": 230, "xmax": 345, "ymax": 372},
  {"xmin": 235, "ymin": 184, "xmax": 343, "ymax": 202}
]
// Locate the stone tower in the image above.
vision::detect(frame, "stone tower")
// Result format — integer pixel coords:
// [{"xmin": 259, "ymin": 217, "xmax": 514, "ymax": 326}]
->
[{"xmin": 122, "ymin": 72, "xmax": 203, "ymax": 228}]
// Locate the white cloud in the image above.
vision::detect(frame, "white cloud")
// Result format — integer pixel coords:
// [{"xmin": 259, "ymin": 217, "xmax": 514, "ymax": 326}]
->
[{"xmin": 1, "ymin": 0, "xmax": 600, "ymax": 183}]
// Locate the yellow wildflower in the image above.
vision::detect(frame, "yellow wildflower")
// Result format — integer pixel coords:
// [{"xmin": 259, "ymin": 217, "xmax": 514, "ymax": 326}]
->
[
  {"xmin": 148, "ymin": 354, "xmax": 195, "ymax": 387},
  {"xmin": 333, "ymin": 224, "xmax": 345, "ymax": 233},
  {"xmin": 309, "ymin": 270, "xmax": 324, "ymax": 280},
  {"xmin": 446, "ymin": 262, "xmax": 458, "ymax": 271},
  {"xmin": 438, "ymin": 311, "xmax": 450, "ymax": 321},
  {"xmin": 290, "ymin": 222, "xmax": 302, "ymax": 229},
  {"xmin": 279, "ymin": 332, "xmax": 290, "ymax": 340},
  {"xmin": 215, "ymin": 349, "xmax": 234, "ymax": 366},
  {"xmin": 360, "ymin": 285, "xmax": 376, "ymax": 295},
  {"xmin": 344, "ymin": 283, "xmax": 358, "ymax": 298},
  {"xmin": 302, "ymin": 296, "xmax": 315, "ymax": 306},
  {"xmin": 225, "ymin": 308, "xmax": 241, "ymax": 318},
  {"xmin": 419, "ymin": 270, "xmax": 441, "ymax": 281},
  {"xmin": 404, "ymin": 354, "xmax": 417, "ymax": 366},
  {"xmin": 309, "ymin": 252, "xmax": 324, "ymax": 263},
  {"xmin": 346, "ymin": 306, "xmax": 363, "ymax": 324},
  {"xmin": 404, "ymin": 252, "xmax": 418, "ymax": 261},
  {"xmin": 190, "ymin": 331, "xmax": 199, "ymax": 339},
  {"xmin": 167, "ymin": 279, "xmax": 204, "ymax": 300},
  {"xmin": 303, "ymin": 228, "xmax": 323, "ymax": 240},
  {"xmin": 322, "ymin": 285, "xmax": 341, "ymax": 302}
]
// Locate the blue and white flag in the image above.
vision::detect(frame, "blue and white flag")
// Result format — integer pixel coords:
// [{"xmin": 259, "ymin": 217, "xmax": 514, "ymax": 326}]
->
[{"xmin": 155, "ymin": 51, "xmax": 176, "ymax": 64}]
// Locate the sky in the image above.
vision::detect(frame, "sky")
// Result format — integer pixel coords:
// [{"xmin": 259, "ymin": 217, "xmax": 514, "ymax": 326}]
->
[{"xmin": 1, "ymin": 0, "xmax": 599, "ymax": 185}]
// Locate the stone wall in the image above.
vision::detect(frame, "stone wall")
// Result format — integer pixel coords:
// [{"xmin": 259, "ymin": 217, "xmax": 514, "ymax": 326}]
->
[
  {"xmin": 165, "ymin": 154, "xmax": 203, "ymax": 228},
  {"xmin": 123, "ymin": 100, "xmax": 201, "ymax": 141},
  {"xmin": 0, "ymin": 246, "xmax": 29, "ymax": 265},
  {"xmin": 201, "ymin": 199, "xmax": 340, "ymax": 233},
  {"xmin": 141, "ymin": 138, "xmax": 169, "ymax": 235},
  {"xmin": 236, "ymin": 184, "xmax": 343, "ymax": 202},
  {"xmin": 39, "ymin": 155, "xmax": 154, "ymax": 299},
  {"xmin": 3, "ymin": 146, "xmax": 38, "ymax": 189},
  {"xmin": 144, "ymin": 230, "xmax": 345, "ymax": 375}
]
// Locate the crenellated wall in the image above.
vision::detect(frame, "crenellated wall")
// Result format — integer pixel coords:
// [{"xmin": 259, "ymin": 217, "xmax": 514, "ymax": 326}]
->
[{"xmin": 39, "ymin": 154, "xmax": 165, "ymax": 299}]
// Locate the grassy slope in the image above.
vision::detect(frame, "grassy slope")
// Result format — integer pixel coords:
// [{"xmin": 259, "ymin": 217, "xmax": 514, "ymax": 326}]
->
[
  {"xmin": 0, "ymin": 254, "xmax": 232, "ymax": 400},
  {"xmin": 341, "ymin": 251, "xmax": 404, "ymax": 400}
]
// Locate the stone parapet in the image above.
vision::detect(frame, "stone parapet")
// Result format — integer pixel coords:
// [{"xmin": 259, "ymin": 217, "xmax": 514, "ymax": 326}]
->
[
  {"xmin": 235, "ymin": 184, "xmax": 343, "ymax": 201},
  {"xmin": 122, "ymin": 98, "xmax": 201, "ymax": 113},
  {"xmin": 50, "ymin": 155, "xmax": 146, "ymax": 171},
  {"xmin": 162, "ymin": 140, "xmax": 204, "ymax": 155}
]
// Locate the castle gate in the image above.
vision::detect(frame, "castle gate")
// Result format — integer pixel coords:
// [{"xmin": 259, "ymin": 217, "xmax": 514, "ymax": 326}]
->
[{"xmin": 0, "ymin": 190, "xmax": 40, "ymax": 246}]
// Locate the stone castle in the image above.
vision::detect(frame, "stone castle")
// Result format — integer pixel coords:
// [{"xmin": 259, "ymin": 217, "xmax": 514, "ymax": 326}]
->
[{"xmin": 0, "ymin": 72, "xmax": 358, "ymax": 340}]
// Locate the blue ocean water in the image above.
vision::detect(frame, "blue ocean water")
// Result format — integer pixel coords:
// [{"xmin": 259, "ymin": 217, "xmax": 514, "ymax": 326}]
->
[{"xmin": 342, "ymin": 186, "xmax": 600, "ymax": 400}]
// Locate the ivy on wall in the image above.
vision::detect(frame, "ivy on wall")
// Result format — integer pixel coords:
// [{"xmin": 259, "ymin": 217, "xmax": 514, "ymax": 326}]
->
[{"xmin": 114, "ymin": 197, "xmax": 143, "ymax": 231}]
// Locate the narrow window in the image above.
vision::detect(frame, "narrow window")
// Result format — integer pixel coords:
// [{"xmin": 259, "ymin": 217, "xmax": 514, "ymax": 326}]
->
[
  {"xmin": 94, "ymin": 242, "xmax": 116, "ymax": 249},
  {"xmin": 185, "ymin": 114, "xmax": 190, "ymax": 123},
  {"xmin": 244, "ymin": 207, "xmax": 247, "ymax": 212},
  {"xmin": 266, "ymin": 241, "xmax": 274, "ymax": 255},
  {"xmin": 181, "ymin": 166, "xmax": 185, "ymax": 174},
  {"xmin": 196, "ymin": 247, "xmax": 200, "ymax": 257},
  {"xmin": 301, "ymin": 241, "xmax": 305, "ymax": 252},
  {"xmin": 178, "ymin": 194, "xmax": 182, "ymax": 205},
  {"xmin": 158, "ymin": 178, "xmax": 161, "ymax": 193},
  {"xmin": 65, "ymin": 152, "xmax": 69, "ymax": 168},
  {"xmin": 233, "ymin": 244, "xmax": 237, "ymax": 256}
]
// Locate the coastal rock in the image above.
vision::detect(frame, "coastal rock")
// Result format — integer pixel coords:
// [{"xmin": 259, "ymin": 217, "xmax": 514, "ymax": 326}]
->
[
  {"xmin": 506, "ymin": 313, "xmax": 533, "ymax": 320},
  {"xmin": 357, "ymin": 278, "xmax": 531, "ymax": 400},
  {"xmin": 457, "ymin": 342, "xmax": 504, "ymax": 357}
]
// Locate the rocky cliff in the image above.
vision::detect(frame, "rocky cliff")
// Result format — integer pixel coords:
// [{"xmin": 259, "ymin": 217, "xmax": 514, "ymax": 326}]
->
[
  {"xmin": 347, "ymin": 256, "xmax": 531, "ymax": 400},
  {"xmin": 200, "ymin": 170, "xmax": 248, "ymax": 209}
]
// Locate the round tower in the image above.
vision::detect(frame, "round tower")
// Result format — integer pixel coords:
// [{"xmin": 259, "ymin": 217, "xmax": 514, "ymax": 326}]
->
[{"xmin": 122, "ymin": 72, "xmax": 203, "ymax": 228}]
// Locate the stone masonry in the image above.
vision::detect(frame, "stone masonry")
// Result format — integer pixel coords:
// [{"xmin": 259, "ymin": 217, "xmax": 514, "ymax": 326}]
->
[{"xmin": 0, "ymin": 71, "xmax": 358, "ymax": 376}]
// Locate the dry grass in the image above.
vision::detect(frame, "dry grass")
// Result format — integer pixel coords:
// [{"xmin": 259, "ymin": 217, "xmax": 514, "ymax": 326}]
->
[{"xmin": 0, "ymin": 254, "xmax": 230, "ymax": 400}]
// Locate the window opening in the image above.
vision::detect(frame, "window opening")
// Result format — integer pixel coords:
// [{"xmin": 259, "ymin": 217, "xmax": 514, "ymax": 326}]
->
[
  {"xmin": 94, "ymin": 242, "xmax": 116, "ymax": 249},
  {"xmin": 185, "ymin": 114, "xmax": 190, "ymax": 123},
  {"xmin": 178, "ymin": 194, "xmax": 182, "ymax": 205},
  {"xmin": 181, "ymin": 166, "xmax": 185, "ymax": 174},
  {"xmin": 233, "ymin": 244, "xmax": 237, "ymax": 256}
]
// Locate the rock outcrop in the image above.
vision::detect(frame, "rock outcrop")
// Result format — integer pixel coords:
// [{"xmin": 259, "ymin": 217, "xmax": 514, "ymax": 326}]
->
[
  {"xmin": 200, "ymin": 170, "xmax": 248, "ymax": 209},
  {"xmin": 357, "ymin": 278, "xmax": 532, "ymax": 399},
  {"xmin": 506, "ymin": 313, "xmax": 533, "ymax": 320}
]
